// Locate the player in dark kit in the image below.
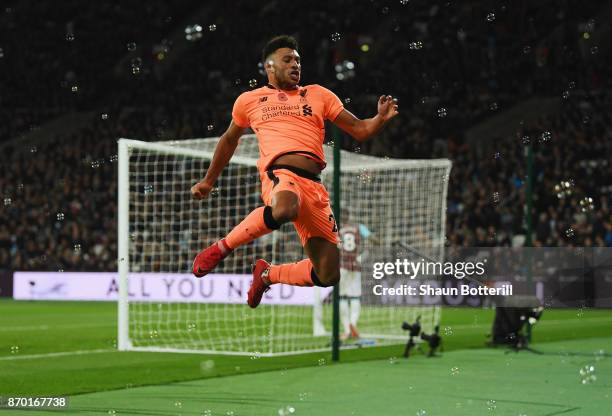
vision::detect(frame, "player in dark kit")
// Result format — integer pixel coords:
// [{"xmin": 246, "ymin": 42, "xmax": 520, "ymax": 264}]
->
[{"xmin": 191, "ymin": 35, "xmax": 398, "ymax": 308}]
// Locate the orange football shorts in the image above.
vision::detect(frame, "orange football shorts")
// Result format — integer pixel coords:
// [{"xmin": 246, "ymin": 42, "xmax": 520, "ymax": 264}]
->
[{"xmin": 260, "ymin": 167, "xmax": 339, "ymax": 246}]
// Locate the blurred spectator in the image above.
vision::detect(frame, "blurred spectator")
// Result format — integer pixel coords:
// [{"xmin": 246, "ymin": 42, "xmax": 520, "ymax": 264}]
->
[{"xmin": 0, "ymin": 0, "xmax": 609, "ymax": 271}]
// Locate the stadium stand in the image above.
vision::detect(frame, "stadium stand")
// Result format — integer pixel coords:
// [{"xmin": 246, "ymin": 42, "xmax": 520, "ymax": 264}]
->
[{"xmin": 0, "ymin": 1, "xmax": 610, "ymax": 271}]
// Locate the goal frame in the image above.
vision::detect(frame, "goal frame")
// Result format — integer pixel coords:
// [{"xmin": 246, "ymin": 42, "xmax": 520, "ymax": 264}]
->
[{"xmin": 117, "ymin": 136, "xmax": 451, "ymax": 355}]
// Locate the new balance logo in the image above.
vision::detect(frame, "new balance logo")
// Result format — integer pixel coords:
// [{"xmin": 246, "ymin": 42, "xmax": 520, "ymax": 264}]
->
[
  {"xmin": 259, "ymin": 97, "xmax": 268, "ymax": 103},
  {"xmin": 302, "ymin": 104, "xmax": 313, "ymax": 116}
]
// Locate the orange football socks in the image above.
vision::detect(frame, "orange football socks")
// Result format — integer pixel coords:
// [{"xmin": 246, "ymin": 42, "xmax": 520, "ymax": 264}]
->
[
  {"xmin": 225, "ymin": 206, "xmax": 280, "ymax": 249},
  {"xmin": 268, "ymin": 259, "xmax": 315, "ymax": 287}
]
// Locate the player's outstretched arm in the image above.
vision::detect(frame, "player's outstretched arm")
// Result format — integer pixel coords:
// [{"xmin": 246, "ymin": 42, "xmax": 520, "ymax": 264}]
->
[
  {"xmin": 191, "ymin": 121, "xmax": 246, "ymax": 200},
  {"xmin": 333, "ymin": 95, "xmax": 399, "ymax": 142}
]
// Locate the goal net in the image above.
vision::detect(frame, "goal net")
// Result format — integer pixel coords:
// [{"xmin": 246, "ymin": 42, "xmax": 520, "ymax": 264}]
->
[{"xmin": 118, "ymin": 135, "xmax": 451, "ymax": 355}]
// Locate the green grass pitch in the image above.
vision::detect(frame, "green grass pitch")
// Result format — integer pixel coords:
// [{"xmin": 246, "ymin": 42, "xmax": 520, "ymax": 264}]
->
[{"xmin": 1, "ymin": 299, "xmax": 611, "ymax": 415}]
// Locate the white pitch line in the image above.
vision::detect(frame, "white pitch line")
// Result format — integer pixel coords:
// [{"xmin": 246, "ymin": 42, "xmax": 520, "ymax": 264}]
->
[
  {"xmin": 0, "ymin": 349, "xmax": 115, "ymax": 361},
  {"xmin": 0, "ymin": 323, "xmax": 114, "ymax": 332},
  {"xmin": 448, "ymin": 315, "xmax": 612, "ymax": 330}
]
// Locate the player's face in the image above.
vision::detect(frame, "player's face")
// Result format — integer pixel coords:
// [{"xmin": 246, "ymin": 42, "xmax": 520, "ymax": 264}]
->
[{"xmin": 268, "ymin": 48, "xmax": 301, "ymax": 88}]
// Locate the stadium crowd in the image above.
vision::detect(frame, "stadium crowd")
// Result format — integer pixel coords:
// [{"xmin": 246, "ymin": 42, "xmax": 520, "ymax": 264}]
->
[{"xmin": 0, "ymin": 1, "xmax": 610, "ymax": 271}]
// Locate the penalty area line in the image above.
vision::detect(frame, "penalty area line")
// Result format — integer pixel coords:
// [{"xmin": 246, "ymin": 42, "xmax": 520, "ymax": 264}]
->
[{"xmin": 0, "ymin": 348, "xmax": 115, "ymax": 361}]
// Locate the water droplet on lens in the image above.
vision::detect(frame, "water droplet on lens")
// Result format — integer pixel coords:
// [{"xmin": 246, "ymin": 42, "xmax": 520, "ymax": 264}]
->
[
  {"xmin": 278, "ymin": 405, "xmax": 296, "ymax": 415},
  {"xmin": 539, "ymin": 131, "xmax": 551, "ymax": 143},
  {"xmin": 555, "ymin": 180, "xmax": 574, "ymax": 198},
  {"xmin": 487, "ymin": 399, "xmax": 497, "ymax": 411},
  {"xmin": 579, "ymin": 364, "xmax": 597, "ymax": 384},
  {"xmin": 580, "ymin": 197, "xmax": 594, "ymax": 212},
  {"xmin": 358, "ymin": 168, "xmax": 373, "ymax": 184},
  {"xmin": 200, "ymin": 359, "xmax": 215, "ymax": 372},
  {"xmin": 586, "ymin": 18, "xmax": 596, "ymax": 31},
  {"xmin": 184, "ymin": 24, "xmax": 203, "ymax": 41},
  {"xmin": 409, "ymin": 41, "xmax": 423, "ymax": 50}
]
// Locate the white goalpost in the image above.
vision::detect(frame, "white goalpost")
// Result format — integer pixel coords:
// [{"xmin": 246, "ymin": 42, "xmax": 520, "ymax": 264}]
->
[{"xmin": 117, "ymin": 135, "xmax": 451, "ymax": 356}]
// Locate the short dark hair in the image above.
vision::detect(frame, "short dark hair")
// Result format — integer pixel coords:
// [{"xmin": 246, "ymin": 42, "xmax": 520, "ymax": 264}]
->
[{"xmin": 262, "ymin": 35, "xmax": 298, "ymax": 63}]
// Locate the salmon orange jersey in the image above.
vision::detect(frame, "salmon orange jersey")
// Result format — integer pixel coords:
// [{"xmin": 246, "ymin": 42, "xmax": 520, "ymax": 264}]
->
[{"xmin": 231, "ymin": 84, "xmax": 344, "ymax": 172}]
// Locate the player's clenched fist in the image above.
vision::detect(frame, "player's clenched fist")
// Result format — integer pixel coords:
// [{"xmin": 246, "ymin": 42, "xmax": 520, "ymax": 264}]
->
[
  {"xmin": 191, "ymin": 180, "xmax": 214, "ymax": 200},
  {"xmin": 377, "ymin": 95, "xmax": 399, "ymax": 122}
]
